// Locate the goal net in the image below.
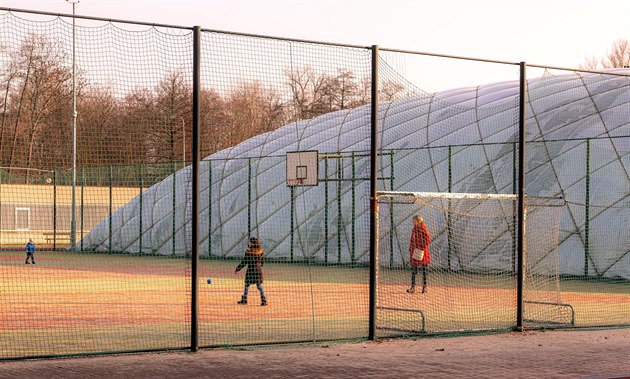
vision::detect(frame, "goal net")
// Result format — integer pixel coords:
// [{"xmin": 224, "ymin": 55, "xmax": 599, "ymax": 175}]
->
[{"xmin": 376, "ymin": 191, "xmax": 568, "ymax": 334}]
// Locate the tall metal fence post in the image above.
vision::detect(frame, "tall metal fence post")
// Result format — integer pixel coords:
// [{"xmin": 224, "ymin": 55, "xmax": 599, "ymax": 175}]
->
[
  {"xmin": 109, "ymin": 166, "xmax": 113, "ymax": 254},
  {"xmin": 70, "ymin": 2, "xmax": 77, "ymax": 252},
  {"xmin": 208, "ymin": 160, "xmax": 212, "ymax": 257},
  {"xmin": 248, "ymin": 157, "xmax": 252, "ymax": 239},
  {"xmin": 290, "ymin": 185, "xmax": 295, "ymax": 262},
  {"xmin": 512, "ymin": 141, "xmax": 517, "ymax": 273},
  {"xmin": 0, "ymin": 169, "xmax": 2, "ymax": 250},
  {"xmin": 448, "ymin": 145, "xmax": 453, "ymax": 271},
  {"xmin": 369, "ymin": 45, "xmax": 379, "ymax": 340},
  {"xmin": 389, "ymin": 151, "xmax": 394, "ymax": 268},
  {"xmin": 324, "ymin": 156, "xmax": 329, "ymax": 263},
  {"xmin": 191, "ymin": 25, "xmax": 201, "ymax": 352},
  {"xmin": 584, "ymin": 138, "xmax": 591, "ymax": 276},
  {"xmin": 53, "ymin": 170, "xmax": 57, "ymax": 251},
  {"xmin": 139, "ymin": 164, "xmax": 143, "ymax": 254},
  {"xmin": 516, "ymin": 62, "xmax": 527, "ymax": 331},
  {"xmin": 80, "ymin": 167, "xmax": 84, "ymax": 252},
  {"xmin": 172, "ymin": 161, "xmax": 177, "ymax": 256},
  {"xmin": 351, "ymin": 152, "xmax": 356, "ymax": 263},
  {"xmin": 337, "ymin": 156, "xmax": 342, "ymax": 263}
]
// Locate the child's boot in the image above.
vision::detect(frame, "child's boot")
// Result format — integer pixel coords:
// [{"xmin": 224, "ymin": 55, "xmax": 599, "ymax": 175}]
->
[
  {"xmin": 261, "ymin": 297, "xmax": 267, "ymax": 306},
  {"xmin": 406, "ymin": 286, "xmax": 415, "ymax": 293},
  {"xmin": 237, "ymin": 296, "xmax": 247, "ymax": 305}
]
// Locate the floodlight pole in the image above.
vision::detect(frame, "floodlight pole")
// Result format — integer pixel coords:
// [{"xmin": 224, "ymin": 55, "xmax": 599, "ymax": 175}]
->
[{"xmin": 67, "ymin": 0, "xmax": 79, "ymax": 251}]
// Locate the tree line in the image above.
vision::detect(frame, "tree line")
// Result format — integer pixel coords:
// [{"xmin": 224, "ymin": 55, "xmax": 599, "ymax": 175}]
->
[
  {"xmin": 0, "ymin": 33, "xmax": 405, "ymax": 183},
  {"xmin": 580, "ymin": 38, "xmax": 630, "ymax": 70},
  {"xmin": 5, "ymin": 33, "xmax": 626, "ymax": 183}
]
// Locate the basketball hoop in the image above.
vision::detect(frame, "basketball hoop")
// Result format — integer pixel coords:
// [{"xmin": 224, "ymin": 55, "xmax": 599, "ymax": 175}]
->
[
  {"xmin": 286, "ymin": 150, "xmax": 318, "ymax": 187},
  {"xmin": 287, "ymin": 178, "xmax": 305, "ymax": 186}
]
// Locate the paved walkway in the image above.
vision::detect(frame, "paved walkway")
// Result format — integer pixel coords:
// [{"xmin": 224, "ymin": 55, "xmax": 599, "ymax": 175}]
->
[{"xmin": 1, "ymin": 328, "xmax": 629, "ymax": 378}]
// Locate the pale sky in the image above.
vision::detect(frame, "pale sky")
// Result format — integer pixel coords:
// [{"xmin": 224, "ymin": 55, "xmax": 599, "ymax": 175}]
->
[{"xmin": 1, "ymin": 0, "xmax": 629, "ymax": 91}]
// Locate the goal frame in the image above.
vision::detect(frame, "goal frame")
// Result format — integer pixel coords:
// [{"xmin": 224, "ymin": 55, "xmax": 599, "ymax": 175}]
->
[
  {"xmin": 375, "ymin": 190, "xmax": 571, "ymax": 329},
  {"xmin": 378, "ymin": 190, "xmax": 519, "ymax": 201}
]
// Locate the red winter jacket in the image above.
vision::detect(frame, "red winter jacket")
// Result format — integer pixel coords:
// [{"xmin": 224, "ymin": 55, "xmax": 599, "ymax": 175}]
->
[{"xmin": 409, "ymin": 222, "xmax": 431, "ymax": 266}]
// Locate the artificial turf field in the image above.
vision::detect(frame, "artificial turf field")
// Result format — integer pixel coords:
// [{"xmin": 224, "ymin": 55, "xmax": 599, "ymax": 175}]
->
[{"xmin": 1, "ymin": 250, "xmax": 628, "ymax": 359}]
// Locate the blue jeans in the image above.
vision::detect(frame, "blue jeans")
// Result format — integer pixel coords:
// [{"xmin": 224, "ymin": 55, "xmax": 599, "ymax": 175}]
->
[{"xmin": 243, "ymin": 283, "xmax": 266, "ymax": 299}]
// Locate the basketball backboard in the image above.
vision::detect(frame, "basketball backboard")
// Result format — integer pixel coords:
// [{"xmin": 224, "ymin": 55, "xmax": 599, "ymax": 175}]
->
[{"xmin": 286, "ymin": 150, "xmax": 318, "ymax": 186}]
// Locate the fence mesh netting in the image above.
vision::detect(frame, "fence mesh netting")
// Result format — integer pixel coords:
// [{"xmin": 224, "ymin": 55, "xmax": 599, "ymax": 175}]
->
[{"xmin": 0, "ymin": 9, "xmax": 629, "ymax": 359}]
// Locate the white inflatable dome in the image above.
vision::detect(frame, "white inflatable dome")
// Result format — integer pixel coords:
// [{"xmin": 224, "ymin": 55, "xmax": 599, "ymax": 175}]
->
[{"xmin": 82, "ymin": 69, "xmax": 630, "ymax": 279}]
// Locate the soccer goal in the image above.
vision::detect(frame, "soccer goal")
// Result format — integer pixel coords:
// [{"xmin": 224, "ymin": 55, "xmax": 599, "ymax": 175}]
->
[{"xmin": 376, "ymin": 191, "xmax": 570, "ymax": 334}]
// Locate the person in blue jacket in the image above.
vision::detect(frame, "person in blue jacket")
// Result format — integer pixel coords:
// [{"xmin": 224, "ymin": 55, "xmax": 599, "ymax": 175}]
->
[{"xmin": 25, "ymin": 238, "xmax": 36, "ymax": 264}]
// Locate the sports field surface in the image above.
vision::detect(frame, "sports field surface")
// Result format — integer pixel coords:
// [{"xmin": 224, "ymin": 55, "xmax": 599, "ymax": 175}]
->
[{"xmin": 1, "ymin": 251, "xmax": 629, "ymax": 360}]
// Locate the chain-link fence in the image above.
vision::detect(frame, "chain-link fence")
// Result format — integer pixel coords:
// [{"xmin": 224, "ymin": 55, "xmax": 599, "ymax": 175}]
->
[{"xmin": 0, "ymin": 8, "xmax": 628, "ymax": 359}]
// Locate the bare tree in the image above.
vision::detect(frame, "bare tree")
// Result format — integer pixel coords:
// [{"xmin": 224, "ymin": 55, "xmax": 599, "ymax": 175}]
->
[
  {"xmin": 123, "ymin": 87, "xmax": 159, "ymax": 164},
  {"xmin": 76, "ymin": 87, "xmax": 122, "ymax": 167},
  {"xmin": 579, "ymin": 55, "xmax": 600, "ymax": 71},
  {"xmin": 259, "ymin": 88, "xmax": 286, "ymax": 133},
  {"xmin": 358, "ymin": 76, "xmax": 408, "ymax": 104},
  {"xmin": 581, "ymin": 38, "xmax": 630, "ymax": 69},
  {"xmin": 602, "ymin": 39, "xmax": 630, "ymax": 68},
  {"xmin": 320, "ymin": 69, "xmax": 361, "ymax": 111},
  {"xmin": 0, "ymin": 45, "xmax": 20, "ymax": 167},
  {"xmin": 198, "ymin": 87, "xmax": 228, "ymax": 158},
  {"xmin": 4, "ymin": 34, "xmax": 72, "ymax": 176},
  {"xmin": 285, "ymin": 66, "xmax": 332, "ymax": 120},
  {"xmin": 138, "ymin": 70, "xmax": 193, "ymax": 165},
  {"xmin": 379, "ymin": 80, "xmax": 406, "ymax": 103},
  {"xmin": 222, "ymin": 81, "xmax": 286, "ymax": 150},
  {"xmin": 358, "ymin": 77, "xmax": 372, "ymax": 105}
]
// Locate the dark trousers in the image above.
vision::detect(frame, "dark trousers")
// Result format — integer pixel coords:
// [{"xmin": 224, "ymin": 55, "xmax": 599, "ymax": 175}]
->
[{"xmin": 410, "ymin": 265, "xmax": 427, "ymax": 289}]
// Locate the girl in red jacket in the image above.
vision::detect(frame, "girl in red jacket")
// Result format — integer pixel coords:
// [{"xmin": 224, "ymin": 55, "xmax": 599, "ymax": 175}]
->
[{"xmin": 408, "ymin": 215, "xmax": 431, "ymax": 294}]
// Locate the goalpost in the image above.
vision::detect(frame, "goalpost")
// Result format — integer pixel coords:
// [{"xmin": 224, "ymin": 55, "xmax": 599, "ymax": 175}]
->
[{"xmin": 376, "ymin": 191, "xmax": 571, "ymax": 335}]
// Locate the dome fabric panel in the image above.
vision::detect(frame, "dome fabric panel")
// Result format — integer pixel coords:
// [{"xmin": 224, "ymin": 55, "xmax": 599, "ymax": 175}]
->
[{"xmin": 82, "ymin": 70, "xmax": 630, "ymax": 279}]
